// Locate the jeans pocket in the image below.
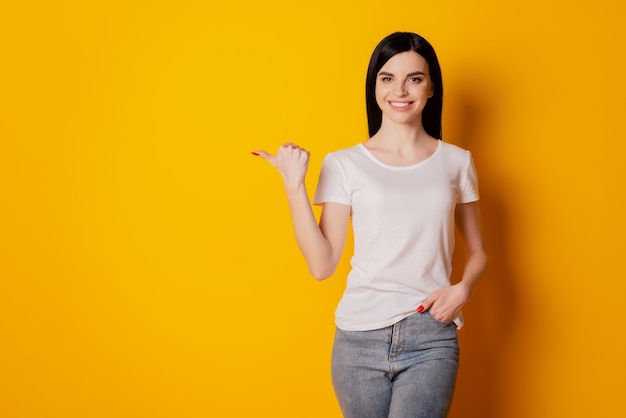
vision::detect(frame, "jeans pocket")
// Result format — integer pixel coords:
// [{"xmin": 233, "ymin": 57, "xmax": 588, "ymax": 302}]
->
[{"xmin": 427, "ymin": 312, "xmax": 454, "ymax": 327}]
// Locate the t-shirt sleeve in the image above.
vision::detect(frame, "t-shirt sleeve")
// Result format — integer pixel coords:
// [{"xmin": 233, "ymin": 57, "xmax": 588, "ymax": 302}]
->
[
  {"xmin": 313, "ymin": 153, "xmax": 351, "ymax": 206},
  {"xmin": 458, "ymin": 152, "xmax": 480, "ymax": 203}
]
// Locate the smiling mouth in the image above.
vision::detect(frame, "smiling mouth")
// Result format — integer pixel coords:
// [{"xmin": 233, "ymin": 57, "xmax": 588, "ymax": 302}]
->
[{"xmin": 389, "ymin": 101, "xmax": 413, "ymax": 108}]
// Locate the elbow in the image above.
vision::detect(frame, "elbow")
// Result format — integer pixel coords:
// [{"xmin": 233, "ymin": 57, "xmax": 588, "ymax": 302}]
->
[
  {"xmin": 481, "ymin": 248, "xmax": 489, "ymax": 268},
  {"xmin": 470, "ymin": 246, "xmax": 488, "ymax": 264},
  {"xmin": 309, "ymin": 265, "xmax": 335, "ymax": 281},
  {"xmin": 306, "ymin": 252, "xmax": 339, "ymax": 280},
  {"xmin": 476, "ymin": 248, "xmax": 489, "ymax": 275}
]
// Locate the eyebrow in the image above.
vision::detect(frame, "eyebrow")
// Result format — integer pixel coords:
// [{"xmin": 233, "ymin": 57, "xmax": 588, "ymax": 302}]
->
[{"xmin": 378, "ymin": 71, "xmax": 426, "ymax": 77}]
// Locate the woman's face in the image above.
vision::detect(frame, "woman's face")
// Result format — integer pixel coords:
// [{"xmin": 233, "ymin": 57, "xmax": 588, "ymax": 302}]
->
[{"xmin": 375, "ymin": 51, "xmax": 434, "ymax": 126}]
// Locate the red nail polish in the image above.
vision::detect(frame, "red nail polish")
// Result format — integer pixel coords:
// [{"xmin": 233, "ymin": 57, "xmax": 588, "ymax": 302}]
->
[
  {"xmin": 251, "ymin": 151, "xmax": 260, "ymax": 156},
  {"xmin": 417, "ymin": 306, "xmax": 424, "ymax": 313}
]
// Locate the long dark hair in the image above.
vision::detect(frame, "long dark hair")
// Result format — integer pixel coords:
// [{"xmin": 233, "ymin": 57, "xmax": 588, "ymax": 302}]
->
[{"xmin": 366, "ymin": 32, "xmax": 443, "ymax": 139}]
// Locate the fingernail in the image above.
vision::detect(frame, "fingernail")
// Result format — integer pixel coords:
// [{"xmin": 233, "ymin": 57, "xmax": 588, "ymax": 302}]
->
[
  {"xmin": 251, "ymin": 152, "xmax": 260, "ymax": 156},
  {"xmin": 417, "ymin": 306, "xmax": 424, "ymax": 313}
]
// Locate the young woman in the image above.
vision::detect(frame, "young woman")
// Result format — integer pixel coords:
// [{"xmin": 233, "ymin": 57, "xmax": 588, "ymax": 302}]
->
[{"xmin": 253, "ymin": 32, "xmax": 487, "ymax": 418}]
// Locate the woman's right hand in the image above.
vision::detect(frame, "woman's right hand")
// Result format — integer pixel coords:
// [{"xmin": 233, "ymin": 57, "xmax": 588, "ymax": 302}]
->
[
  {"xmin": 253, "ymin": 143, "xmax": 349, "ymax": 280},
  {"xmin": 253, "ymin": 143, "xmax": 310, "ymax": 189}
]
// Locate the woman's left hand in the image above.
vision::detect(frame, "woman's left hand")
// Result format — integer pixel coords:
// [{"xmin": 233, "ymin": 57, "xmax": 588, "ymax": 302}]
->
[{"xmin": 418, "ymin": 283, "xmax": 471, "ymax": 323}]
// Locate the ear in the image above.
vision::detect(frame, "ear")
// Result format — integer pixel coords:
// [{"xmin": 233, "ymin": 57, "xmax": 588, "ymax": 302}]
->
[{"xmin": 428, "ymin": 83, "xmax": 435, "ymax": 98}]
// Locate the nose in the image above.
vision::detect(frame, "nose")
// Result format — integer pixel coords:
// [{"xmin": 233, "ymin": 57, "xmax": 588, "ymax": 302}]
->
[{"xmin": 393, "ymin": 80, "xmax": 407, "ymax": 96}]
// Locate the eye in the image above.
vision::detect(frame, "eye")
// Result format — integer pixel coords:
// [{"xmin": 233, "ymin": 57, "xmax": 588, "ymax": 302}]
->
[
  {"xmin": 409, "ymin": 77, "xmax": 423, "ymax": 83},
  {"xmin": 379, "ymin": 76, "xmax": 393, "ymax": 82}
]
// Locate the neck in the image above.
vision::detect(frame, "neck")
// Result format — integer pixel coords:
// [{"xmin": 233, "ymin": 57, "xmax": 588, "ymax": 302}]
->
[{"xmin": 371, "ymin": 119, "xmax": 432, "ymax": 149}]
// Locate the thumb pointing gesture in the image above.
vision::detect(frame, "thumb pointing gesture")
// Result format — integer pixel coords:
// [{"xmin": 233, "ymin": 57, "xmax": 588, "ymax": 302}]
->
[
  {"xmin": 251, "ymin": 150, "xmax": 276, "ymax": 166},
  {"xmin": 252, "ymin": 143, "xmax": 311, "ymax": 187}
]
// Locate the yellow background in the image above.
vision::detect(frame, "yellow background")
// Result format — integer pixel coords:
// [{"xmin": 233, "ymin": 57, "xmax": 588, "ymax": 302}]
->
[{"xmin": 1, "ymin": 1, "xmax": 625, "ymax": 417}]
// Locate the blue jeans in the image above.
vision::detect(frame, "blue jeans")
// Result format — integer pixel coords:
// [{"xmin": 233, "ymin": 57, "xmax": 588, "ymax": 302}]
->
[{"xmin": 331, "ymin": 313, "xmax": 459, "ymax": 418}]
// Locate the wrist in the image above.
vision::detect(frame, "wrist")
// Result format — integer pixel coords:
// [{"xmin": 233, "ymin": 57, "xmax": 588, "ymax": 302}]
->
[
  {"xmin": 456, "ymin": 281, "xmax": 473, "ymax": 300},
  {"xmin": 283, "ymin": 180, "xmax": 305, "ymax": 194}
]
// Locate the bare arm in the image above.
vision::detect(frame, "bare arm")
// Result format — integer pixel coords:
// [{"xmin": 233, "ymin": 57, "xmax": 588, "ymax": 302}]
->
[
  {"xmin": 454, "ymin": 201, "xmax": 488, "ymax": 294},
  {"xmin": 254, "ymin": 144, "xmax": 350, "ymax": 280},
  {"xmin": 419, "ymin": 201, "xmax": 488, "ymax": 322}
]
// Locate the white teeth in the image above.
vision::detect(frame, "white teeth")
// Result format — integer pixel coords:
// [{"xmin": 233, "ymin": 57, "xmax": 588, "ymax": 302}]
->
[{"xmin": 390, "ymin": 102, "xmax": 410, "ymax": 107}]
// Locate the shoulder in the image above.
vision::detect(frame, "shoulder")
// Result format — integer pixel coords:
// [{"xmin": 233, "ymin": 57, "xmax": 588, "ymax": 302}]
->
[
  {"xmin": 440, "ymin": 141, "xmax": 471, "ymax": 156},
  {"xmin": 439, "ymin": 141, "xmax": 473, "ymax": 164},
  {"xmin": 326, "ymin": 144, "xmax": 363, "ymax": 160},
  {"xmin": 322, "ymin": 144, "xmax": 366, "ymax": 166}
]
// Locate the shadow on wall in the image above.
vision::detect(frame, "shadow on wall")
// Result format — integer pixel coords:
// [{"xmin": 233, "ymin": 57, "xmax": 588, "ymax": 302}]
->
[{"xmin": 447, "ymin": 66, "xmax": 520, "ymax": 418}]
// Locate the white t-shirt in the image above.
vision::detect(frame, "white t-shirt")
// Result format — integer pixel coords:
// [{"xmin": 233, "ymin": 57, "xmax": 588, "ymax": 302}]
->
[{"xmin": 313, "ymin": 140, "xmax": 479, "ymax": 331}]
